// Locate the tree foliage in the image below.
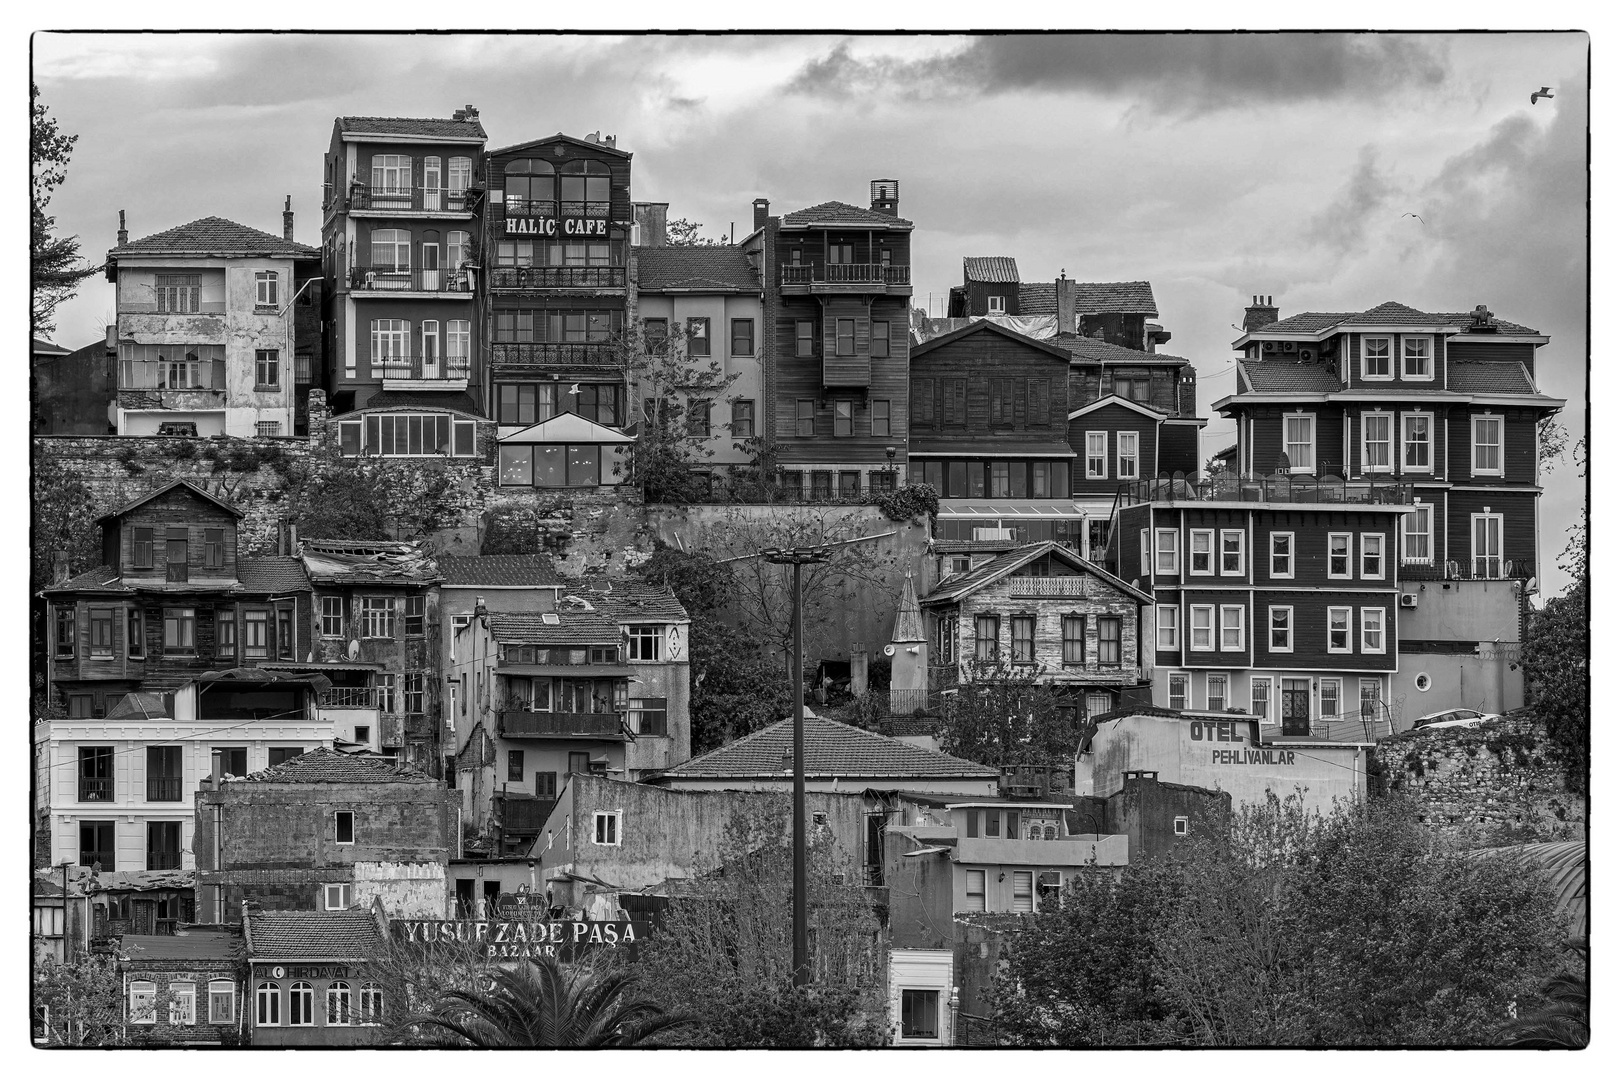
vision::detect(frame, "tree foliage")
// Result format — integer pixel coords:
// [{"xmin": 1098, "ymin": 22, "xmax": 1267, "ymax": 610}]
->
[
  {"xmin": 33, "ymin": 952, "xmax": 129, "ymax": 1046},
  {"xmin": 935, "ymin": 660, "xmax": 1087, "ymax": 768},
  {"xmin": 31, "ymin": 448, "xmax": 101, "ymax": 591},
  {"xmin": 625, "ymin": 322, "xmax": 741, "ymax": 503},
  {"xmin": 665, "ymin": 217, "xmax": 727, "ymax": 246},
  {"xmin": 32, "ymin": 83, "xmax": 100, "ymax": 340},
  {"xmin": 1521, "ymin": 512, "xmax": 1587, "ymax": 792},
  {"xmin": 992, "ymin": 795, "xmax": 1565, "ymax": 1046}
]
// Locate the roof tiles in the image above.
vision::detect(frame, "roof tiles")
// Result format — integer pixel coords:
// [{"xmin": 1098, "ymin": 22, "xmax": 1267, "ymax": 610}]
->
[
  {"xmin": 662, "ymin": 714, "xmax": 998, "ymax": 779},
  {"xmin": 1446, "ymin": 361, "xmax": 1537, "ymax": 394},
  {"xmin": 243, "ymin": 747, "xmax": 437, "ymax": 785},
  {"xmin": 238, "ymin": 556, "xmax": 311, "ymax": 594},
  {"xmin": 111, "ymin": 217, "xmax": 317, "ymax": 259},
  {"xmin": 486, "ymin": 610, "xmax": 622, "ymax": 646},
  {"xmin": 1248, "ymin": 305, "xmax": 1542, "ymax": 336},
  {"xmin": 1018, "ymin": 281, "xmax": 1159, "ymax": 317},
  {"xmin": 780, "ymin": 200, "xmax": 913, "ymax": 228},
  {"xmin": 246, "ymin": 909, "xmax": 385, "ymax": 960},
  {"xmin": 337, "ymin": 115, "xmax": 488, "ymax": 140},
  {"xmin": 1048, "ymin": 335, "xmax": 1193, "ymax": 366},
  {"xmin": 1239, "ymin": 361, "xmax": 1345, "ymax": 393},
  {"xmin": 581, "ymin": 582, "xmax": 690, "ymax": 623},
  {"xmin": 636, "ymin": 246, "xmax": 759, "ymax": 292}
]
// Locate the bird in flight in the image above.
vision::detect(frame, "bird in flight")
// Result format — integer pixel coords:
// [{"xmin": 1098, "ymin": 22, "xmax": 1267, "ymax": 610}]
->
[
  {"xmin": 1531, "ymin": 86, "xmax": 1554, "ymax": 104},
  {"xmin": 1401, "ymin": 213, "xmax": 1425, "ymax": 224}
]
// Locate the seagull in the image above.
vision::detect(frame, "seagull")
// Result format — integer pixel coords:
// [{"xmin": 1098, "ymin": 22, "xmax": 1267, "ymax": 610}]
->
[
  {"xmin": 1401, "ymin": 212, "xmax": 1425, "ymax": 224},
  {"xmin": 567, "ymin": 383, "xmax": 580, "ymax": 395},
  {"xmin": 1531, "ymin": 86, "xmax": 1554, "ymax": 104}
]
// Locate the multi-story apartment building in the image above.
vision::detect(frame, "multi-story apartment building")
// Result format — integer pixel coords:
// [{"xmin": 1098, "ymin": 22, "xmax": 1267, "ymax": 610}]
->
[
  {"xmin": 945, "ymin": 258, "xmax": 1173, "ymax": 352},
  {"xmin": 320, "ymin": 109, "xmax": 486, "ymax": 430},
  {"xmin": 741, "ymin": 181, "xmax": 913, "ymax": 497},
  {"xmin": 106, "ymin": 213, "xmax": 318, "ymax": 437},
  {"xmin": 484, "ymin": 132, "xmax": 633, "ymax": 434}
]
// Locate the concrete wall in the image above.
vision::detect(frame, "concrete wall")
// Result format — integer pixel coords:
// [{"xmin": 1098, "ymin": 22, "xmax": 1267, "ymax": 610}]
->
[
  {"xmin": 1398, "ymin": 578, "xmax": 1524, "ymax": 642},
  {"xmin": 636, "ymin": 292, "xmax": 764, "ymax": 467},
  {"xmin": 1395, "ymin": 644, "xmax": 1524, "ymax": 719},
  {"xmin": 353, "ymin": 861, "xmax": 448, "ymax": 919}
]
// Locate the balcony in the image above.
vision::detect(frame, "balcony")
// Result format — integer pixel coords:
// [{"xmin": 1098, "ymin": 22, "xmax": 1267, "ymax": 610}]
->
[
  {"xmin": 345, "ymin": 183, "xmax": 475, "ymax": 215},
  {"xmin": 490, "ymin": 341, "xmax": 621, "ymax": 371},
  {"xmin": 78, "ymin": 778, "xmax": 113, "ymax": 802},
  {"xmin": 321, "ymin": 686, "xmax": 379, "ymax": 709},
  {"xmin": 349, "ymin": 266, "xmax": 475, "ymax": 295},
  {"xmin": 1117, "ymin": 472, "xmax": 1412, "ymax": 508},
  {"xmin": 1398, "ymin": 559, "xmax": 1530, "ymax": 583},
  {"xmin": 145, "ymin": 777, "xmax": 183, "ymax": 802},
  {"xmin": 499, "ymin": 709, "xmax": 628, "ymax": 739},
  {"xmin": 117, "ymin": 359, "xmax": 228, "ymax": 412},
  {"xmin": 1260, "ymin": 709, "xmax": 1395, "ymax": 745},
  {"xmin": 503, "ymin": 198, "xmax": 611, "ymax": 219},
  {"xmin": 781, "ymin": 262, "xmax": 912, "ymax": 294},
  {"xmin": 496, "ymin": 795, "xmax": 557, "ymax": 835},
  {"xmin": 489, "ymin": 266, "xmax": 626, "ymax": 291},
  {"xmin": 374, "ymin": 354, "xmax": 472, "ymax": 391}
]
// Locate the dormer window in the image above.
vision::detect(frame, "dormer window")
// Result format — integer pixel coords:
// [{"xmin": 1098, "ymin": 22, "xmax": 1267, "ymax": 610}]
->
[{"xmin": 987, "ymin": 295, "xmax": 1006, "ymax": 314}]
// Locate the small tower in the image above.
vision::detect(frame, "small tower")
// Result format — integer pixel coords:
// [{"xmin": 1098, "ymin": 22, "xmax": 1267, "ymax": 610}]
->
[{"xmin": 888, "ymin": 572, "xmax": 928, "ymax": 714}]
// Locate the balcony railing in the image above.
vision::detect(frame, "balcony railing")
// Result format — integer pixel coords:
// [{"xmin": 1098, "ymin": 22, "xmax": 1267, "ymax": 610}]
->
[
  {"xmin": 1397, "ymin": 559, "xmax": 1530, "ymax": 583},
  {"xmin": 347, "ymin": 183, "xmax": 473, "ymax": 213},
  {"xmin": 118, "ymin": 359, "xmax": 226, "ymax": 391},
  {"xmin": 375, "ymin": 354, "xmax": 473, "ymax": 382},
  {"xmin": 1007, "ymin": 576, "xmax": 1094, "ymax": 598},
  {"xmin": 489, "ymin": 266, "xmax": 626, "ymax": 290},
  {"xmin": 496, "ymin": 796, "xmax": 557, "ymax": 834},
  {"xmin": 781, "ymin": 263, "xmax": 911, "ymax": 287},
  {"xmin": 490, "ymin": 342, "xmax": 621, "ymax": 369},
  {"xmin": 147, "ymin": 851, "xmax": 182, "ymax": 871},
  {"xmin": 502, "ymin": 199, "xmax": 611, "ymax": 218},
  {"xmin": 79, "ymin": 778, "xmax": 113, "ymax": 802},
  {"xmin": 349, "ymin": 266, "xmax": 475, "ymax": 293},
  {"xmin": 146, "ymin": 777, "xmax": 183, "ymax": 802},
  {"xmin": 886, "ymin": 688, "xmax": 940, "ymax": 716},
  {"xmin": 1117, "ymin": 472, "xmax": 1412, "ymax": 508},
  {"xmin": 1260, "ymin": 707, "xmax": 1396, "ymax": 744},
  {"xmin": 499, "ymin": 709, "xmax": 627, "ymax": 738},
  {"xmin": 321, "ymin": 686, "xmax": 379, "ymax": 709}
]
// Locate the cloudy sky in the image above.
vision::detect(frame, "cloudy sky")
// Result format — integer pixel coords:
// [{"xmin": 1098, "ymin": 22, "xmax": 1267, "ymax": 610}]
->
[{"xmin": 31, "ymin": 31, "xmax": 1589, "ymax": 591}]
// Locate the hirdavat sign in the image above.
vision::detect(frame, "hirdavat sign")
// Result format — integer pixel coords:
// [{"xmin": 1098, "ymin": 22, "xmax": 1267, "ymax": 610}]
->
[{"xmin": 396, "ymin": 920, "xmax": 637, "ymax": 958}]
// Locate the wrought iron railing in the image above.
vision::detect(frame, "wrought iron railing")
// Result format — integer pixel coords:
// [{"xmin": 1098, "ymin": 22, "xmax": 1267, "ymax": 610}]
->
[
  {"xmin": 489, "ymin": 266, "xmax": 626, "ymax": 290},
  {"xmin": 349, "ymin": 267, "xmax": 475, "ymax": 293},
  {"xmin": 374, "ymin": 354, "xmax": 473, "ymax": 381},
  {"xmin": 781, "ymin": 263, "xmax": 911, "ymax": 286},
  {"xmin": 500, "ymin": 710, "xmax": 626, "ymax": 738},
  {"xmin": 146, "ymin": 777, "xmax": 183, "ymax": 802},
  {"xmin": 78, "ymin": 778, "xmax": 113, "ymax": 802},
  {"xmin": 321, "ymin": 686, "xmax": 379, "ymax": 709},
  {"xmin": 1117, "ymin": 472, "xmax": 1412, "ymax": 507},
  {"xmin": 347, "ymin": 183, "xmax": 473, "ymax": 213},
  {"xmin": 490, "ymin": 341, "xmax": 621, "ymax": 368},
  {"xmin": 1397, "ymin": 559, "xmax": 1529, "ymax": 582}
]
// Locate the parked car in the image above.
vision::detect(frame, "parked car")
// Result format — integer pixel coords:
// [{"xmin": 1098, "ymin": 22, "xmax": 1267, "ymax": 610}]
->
[{"xmin": 1412, "ymin": 708, "xmax": 1500, "ymax": 732}]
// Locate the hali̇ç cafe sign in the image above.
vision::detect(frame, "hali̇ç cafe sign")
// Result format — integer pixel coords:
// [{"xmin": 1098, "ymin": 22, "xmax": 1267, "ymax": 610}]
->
[
  {"xmin": 396, "ymin": 919, "xmax": 638, "ymax": 959},
  {"xmin": 503, "ymin": 216, "xmax": 610, "ymax": 237},
  {"xmin": 1185, "ymin": 718, "xmax": 1298, "ymax": 766}
]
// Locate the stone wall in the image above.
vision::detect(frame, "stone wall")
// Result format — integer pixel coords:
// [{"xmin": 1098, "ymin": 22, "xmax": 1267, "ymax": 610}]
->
[{"xmin": 1370, "ymin": 714, "xmax": 1584, "ymax": 843}]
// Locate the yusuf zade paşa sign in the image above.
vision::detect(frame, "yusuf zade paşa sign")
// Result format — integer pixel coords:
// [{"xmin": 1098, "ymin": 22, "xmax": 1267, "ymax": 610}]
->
[{"xmin": 396, "ymin": 919, "xmax": 637, "ymax": 958}]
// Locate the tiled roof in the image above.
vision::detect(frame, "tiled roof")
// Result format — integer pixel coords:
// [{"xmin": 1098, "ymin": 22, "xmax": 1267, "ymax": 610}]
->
[
  {"xmin": 1238, "ymin": 361, "xmax": 1344, "ymax": 394},
  {"xmin": 1446, "ymin": 362, "xmax": 1537, "ymax": 394},
  {"xmin": 337, "ymin": 115, "xmax": 488, "ymax": 140},
  {"xmin": 43, "ymin": 565, "xmax": 128, "ymax": 594},
  {"xmin": 1255, "ymin": 312, "xmax": 1357, "ymax": 333},
  {"xmin": 963, "ymin": 256, "xmax": 1020, "ymax": 283},
  {"xmin": 636, "ymin": 246, "xmax": 759, "ymax": 292},
  {"xmin": 1018, "ymin": 281, "xmax": 1159, "ymax": 316},
  {"xmin": 922, "ymin": 540, "xmax": 1152, "ymax": 605},
  {"xmin": 238, "ymin": 556, "xmax": 310, "ymax": 594},
  {"xmin": 582, "ymin": 582, "xmax": 690, "ymax": 623},
  {"xmin": 111, "ymin": 217, "xmax": 318, "ymax": 259},
  {"xmin": 246, "ymin": 909, "xmax": 385, "ymax": 960},
  {"xmin": 780, "ymin": 200, "xmax": 913, "ymax": 228},
  {"xmin": 661, "ymin": 714, "xmax": 998, "ymax": 779},
  {"xmin": 357, "ymin": 391, "xmax": 483, "ymax": 415},
  {"xmin": 1249, "ymin": 306, "xmax": 1541, "ymax": 336},
  {"xmin": 884, "ymin": 717, "xmax": 941, "ymax": 737},
  {"xmin": 1434, "ymin": 312, "xmax": 1541, "ymax": 335},
  {"xmin": 120, "ymin": 927, "xmax": 242, "ymax": 963},
  {"xmin": 105, "ymin": 691, "xmax": 172, "ymax": 721},
  {"xmin": 1048, "ymin": 334, "xmax": 1193, "ymax": 366},
  {"xmin": 300, "ymin": 540, "xmax": 439, "ymax": 584},
  {"xmin": 486, "ymin": 610, "xmax": 622, "ymax": 646},
  {"xmin": 243, "ymin": 747, "xmax": 437, "ymax": 784},
  {"xmin": 439, "ymin": 554, "xmax": 566, "ymax": 588},
  {"xmin": 1337, "ymin": 301, "xmax": 1445, "ymax": 326}
]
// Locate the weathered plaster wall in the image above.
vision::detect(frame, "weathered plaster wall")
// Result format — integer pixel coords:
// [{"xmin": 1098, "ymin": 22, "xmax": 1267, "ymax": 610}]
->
[{"xmin": 353, "ymin": 860, "xmax": 449, "ymax": 918}]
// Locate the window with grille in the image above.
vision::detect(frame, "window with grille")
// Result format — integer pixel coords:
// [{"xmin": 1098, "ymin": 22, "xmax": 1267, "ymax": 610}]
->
[
  {"xmin": 1207, "ymin": 674, "xmax": 1228, "ymax": 712},
  {"xmin": 154, "ymin": 274, "xmax": 201, "ymax": 313},
  {"xmin": 1169, "ymin": 674, "xmax": 1189, "ymax": 710},
  {"xmin": 256, "ymin": 421, "xmax": 281, "ymax": 437}
]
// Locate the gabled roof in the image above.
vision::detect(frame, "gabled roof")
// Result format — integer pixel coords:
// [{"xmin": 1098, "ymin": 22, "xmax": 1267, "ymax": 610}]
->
[
  {"xmin": 636, "ymin": 246, "xmax": 759, "ymax": 292},
  {"xmin": 1446, "ymin": 361, "xmax": 1537, "ymax": 394},
  {"xmin": 498, "ymin": 410, "xmax": 634, "ymax": 444},
  {"xmin": 104, "ymin": 691, "xmax": 172, "ymax": 721},
  {"xmin": 659, "ymin": 714, "xmax": 998, "ymax": 780},
  {"xmin": 96, "ymin": 479, "xmax": 243, "ymax": 525},
  {"xmin": 1018, "ymin": 281, "xmax": 1159, "ymax": 317},
  {"xmin": 33, "ymin": 337, "xmax": 69, "ymax": 356},
  {"xmin": 488, "ymin": 131, "xmax": 630, "ymax": 158},
  {"xmin": 242, "ymin": 747, "xmax": 436, "ymax": 784},
  {"xmin": 910, "ymin": 318, "xmax": 1074, "ymax": 362},
  {"xmin": 1068, "ymin": 394, "xmax": 1168, "ymax": 421},
  {"xmin": 581, "ymin": 582, "xmax": 690, "ymax": 623},
  {"xmin": 1336, "ymin": 300, "xmax": 1449, "ymax": 327},
  {"xmin": 486, "ymin": 609, "xmax": 621, "ymax": 646},
  {"xmin": 238, "ymin": 556, "xmax": 311, "ymax": 594},
  {"xmin": 300, "ymin": 539, "xmax": 439, "ymax": 584},
  {"xmin": 120, "ymin": 927, "xmax": 242, "ymax": 963},
  {"xmin": 336, "ymin": 114, "xmax": 488, "ymax": 140},
  {"xmin": 1241, "ymin": 304, "xmax": 1543, "ymax": 342},
  {"xmin": 779, "ymin": 200, "xmax": 914, "ymax": 229},
  {"xmin": 1048, "ymin": 334, "xmax": 1193, "ymax": 367},
  {"xmin": 109, "ymin": 217, "xmax": 318, "ymax": 260},
  {"xmin": 920, "ymin": 540, "xmax": 1153, "ymax": 606},
  {"xmin": 245, "ymin": 909, "xmax": 385, "ymax": 961},
  {"xmin": 964, "ymin": 256, "xmax": 1020, "ymax": 283},
  {"xmin": 41, "ymin": 565, "xmax": 128, "ymax": 595},
  {"xmin": 1237, "ymin": 361, "xmax": 1345, "ymax": 394},
  {"xmin": 439, "ymin": 554, "xmax": 566, "ymax": 588}
]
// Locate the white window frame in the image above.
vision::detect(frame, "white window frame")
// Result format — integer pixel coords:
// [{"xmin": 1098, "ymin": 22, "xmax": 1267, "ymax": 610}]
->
[
  {"xmin": 1402, "ymin": 335, "xmax": 1433, "ymax": 380},
  {"xmin": 288, "ymin": 983, "xmax": 315, "ymax": 1028},
  {"xmin": 320, "ymin": 595, "xmax": 344, "ymax": 638},
  {"xmin": 256, "ymin": 982, "xmax": 280, "ymax": 1027},
  {"xmin": 169, "ymin": 981, "xmax": 196, "ymax": 1026},
  {"xmin": 1156, "ymin": 604, "xmax": 1180, "ymax": 651},
  {"xmin": 1268, "ymin": 606, "xmax": 1293, "ymax": 652},
  {"xmin": 371, "ymin": 318, "xmax": 409, "ymax": 361},
  {"xmin": 965, "ymin": 868, "xmax": 987, "ymax": 911},
  {"xmin": 208, "ymin": 980, "xmax": 235, "ymax": 1024},
  {"xmin": 1402, "ymin": 412, "xmax": 1433, "ymax": 473},
  {"xmin": 1472, "ymin": 414, "xmax": 1504, "ymax": 476},
  {"xmin": 255, "ymin": 271, "xmax": 279, "ymax": 308},
  {"xmin": 1283, "ymin": 413, "xmax": 1315, "ymax": 473},
  {"xmin": 593, "ymin": 810, "xmax": 622, "ymax": 846},
  {"xmin": 1319, "ymin": 677, "xmax": 1342, "ymax": 721},
  {"xmin": 359, "ymin": 983, "xmax": 385, "ymax": 1026},
  {"xmin": 1250, "ymin": 675, "xmax": 1274, "ymax": 722},
  {"xmin": 1219, "ymin": 604, "xmax": 1245, "ymax": 651},
  {"xmin": 130, "ymin": 980, "xmax": 158, "ymax": 1025},
  {"xmin": 1189, "ymin": 529, "xmax": 1214, "ymax": 575},
  {"xmin": 1361, "ymin": 335, "xmax": 1393, "ymax": 380},
  {"xmin": 1206, "ymin": 673, "xmax": 1228, "ymax": 712},
  {"xmin": 1117, "ymin": 431, "xmax": 1140, "ymax": 480},
  {"xmin": 324, "ymin": 882, "xmax": 353, "ymax": 910},
  {"xmin": 987, "ymin": 294, "xmax": 1006, "ymax": 314},
  {"xmin": 1327, "ymin": 606, "xmax": 1353, "ymax": 654},
  {"xmin": 1360, "ymin": 607, "xmax": 1386, "ymax": 653},
  {"xmin": 1168, "ymin": 673, "xmax": 1189, "ymax": 710},
  {"xmin": 1086, "ymin": 432, "xmax": 1107, "ymax": 479},
  {"xmin": 1362, "ymin": 411, "xmax": 1394, "ymax": 473},
  {"xmin": 627, "ymin": 625, "xmax": 662, "ymax": 661},
  {"xmin": 1155, "ymin": 528, "xmax": 1180, "ymax": 575},
  {"xmin": 1269, "ymin": 532, "xmax": 1294, "ymax": 579},
  {"xmin": 360, "ymin": 597, "xmax": 394, "ymax": 639},
  {"xmin": 1403, "ymin": 502, "xmax": 1433, "ymax": 564},
  {"xmin": 1189, "ymin": 605, "xmax": 1215, "ymax": 652},
  {"xmin": 1139, "ymin": 530, "xmax": 1150, "ymax": 574},
  {"xmin": 1472, "ymin": 512, "xmax": 1504, "ymax": 578},
  {"xmin": 1361, "ymin": 532, "xmax": 1386, "ymax": 580},
  {"xmin": 1327, "ymin": 532, "xmax": 1353, "ymax": 579},
  {"xmin": 1219, "ymin": 529, "xmax": 1245, "ymax": 576},
  {"xmin": 327, "ymin": 982, "xmax": 352, "ymax": 1027}
]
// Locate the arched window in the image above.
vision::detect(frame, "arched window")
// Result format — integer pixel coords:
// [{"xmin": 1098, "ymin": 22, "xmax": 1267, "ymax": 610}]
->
[
  {"xmin": 504, "ymin": 159, "xmax": 555, "ymax": 215},
  {"xmin": 1027, "ymin": 823, "xmax": 1042, "ymax": 841},
  {"xmin": 288, "ymin": 982, "xmax": 315, "ymax": 1027},
  {"xmin": 255, "ymin": 982, "xmax": 280, "ymax": 1026},
  {"xmin": 326, "ymin": 981, "xmax": 351, "ymax": 1026},
  {"xmin": 560, "ymin": 160, "xmax": 611, "ymax": 216},
  {"xmin": 1044, "ymin": 824, "xmax": 1057, "ymax": 840},
  {"xmin": 358, "ymin": 983, "xmax": 385, "ymax": 1025}
]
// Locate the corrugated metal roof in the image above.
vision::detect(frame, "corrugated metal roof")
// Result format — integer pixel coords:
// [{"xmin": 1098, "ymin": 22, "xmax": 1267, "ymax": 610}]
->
[{"xmin": 963, "ymin": 256, "xmax": 1020, "ymax": 283}]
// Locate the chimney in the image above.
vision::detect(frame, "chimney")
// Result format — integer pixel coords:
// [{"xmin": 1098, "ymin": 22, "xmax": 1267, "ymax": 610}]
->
[
  {"xmin": 117, "ymin": 210, "xmax": 127, "ymax": 247},
  {"xmin": 474, "ymin": 595, "xmax": 487, "ymax": 617},
  {"xmin": 104, "ymin": 324, "xmax": 116, "ymax": 351},
  {"xmin": 753, "ymin": 198, "xmax": 770, "ymax": 232},
  {"xmin": 601, "ymin": 134, "xmax": 615, "ymax": 148},
  {"xmin": 283, "ymin": 196, "xmax": 294, "ymax": 242},
  {"xmin": 870, "ymin": 178, "xmax": 899, "ymax": 217},
  {"xmin": 51, "ymin": 550, "xmax": 71, "ymax": 585},
  {"xmin": 210, "ymin": 748, "xmax": 224, "ymax": 786},
  {"xmin": 1242, "ymin": 294, "xmax": 1279, "ymax": 334},
  {"xmin": 1055, "ymin": 271, "xmax": 1077, "ymax": 335},
  {"xmin": 632, "ymin": 202, "xmax": 668, "ymax": 248},
  {"xmin": 453, "ymin": 104, "xmax": 479, "ymax": 123}
]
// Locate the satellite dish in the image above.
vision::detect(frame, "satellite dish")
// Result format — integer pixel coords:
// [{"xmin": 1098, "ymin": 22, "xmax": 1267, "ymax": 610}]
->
[
  {"xmin": 347, "ymin": 639, "xmax": 360, "ymax": 660},
  {"xmin": 883, "ymin": 644, "xmax": 896, "ymax": 657}
]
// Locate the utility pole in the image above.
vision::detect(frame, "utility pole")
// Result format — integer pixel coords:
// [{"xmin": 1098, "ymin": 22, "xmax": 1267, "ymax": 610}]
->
[{"xmin": 760, "ymin": 545, "xmax": 831, "ymax": 988}]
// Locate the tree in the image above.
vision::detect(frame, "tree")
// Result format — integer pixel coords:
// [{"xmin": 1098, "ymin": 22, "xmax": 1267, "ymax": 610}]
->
[
  {"xmin": 31, "ymin": 448, "xmax": 101, "ymax": 591},
  {"xmin": 1521, "ymin": 511, "xmax": 1587, "ymax": 793},
  {"xmin": 1537, "ymin": 416, "xmax": 1569, "ymax": 471},
  {"xmin": 626, "ymin": 321, "xmax": 741, "ymax": 503},
  {"xmin": 404, "ymin": 955, "xmax": 689, "ymax": 1047},
  {"xmin": 33, "ymin": 953, "xmax": 129, "ymax": 1046},
  {"xmin": 1500, "ymin": 945, "xmax": 1588, "ymax": 1048},
  {"xmin": 665, "ymin": 217, "xmax": 726, "ymax": 246},
  {"xmin": 935, "ymin": 659, "xmax": 1088, "ymax": 768},
  {"xmin": 631, "ymin": 799, "xmax": 888, "ymax": 1046},
  {"xmin": 32, "ymin": 84, "xmax": 100, "ymax": 340}
]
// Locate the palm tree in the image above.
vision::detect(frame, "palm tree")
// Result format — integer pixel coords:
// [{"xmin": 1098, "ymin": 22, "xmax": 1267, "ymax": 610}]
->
[
  {"xmin": 404, "ymin": 955, "xmax": 692, "ymax": 1047},
  {"xmin": 1500, "ymin": 945, "xmax": 1588, "ymax": 1048}
]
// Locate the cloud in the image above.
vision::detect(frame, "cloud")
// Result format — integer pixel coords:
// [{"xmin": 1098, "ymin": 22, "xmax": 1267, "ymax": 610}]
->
[
  {"xmin": 1306, "ymin": 146, "xmax": 1397, "ymax": 252},
  {"xmin": 784, "ymin": 34, "xmax": 1451, "ymax": 115}
]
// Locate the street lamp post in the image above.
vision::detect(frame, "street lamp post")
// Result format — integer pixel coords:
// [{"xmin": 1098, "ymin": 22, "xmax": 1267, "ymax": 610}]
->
[{"xmin": 760, "ymin": 544, "xmax": 832, "ymax": 989}]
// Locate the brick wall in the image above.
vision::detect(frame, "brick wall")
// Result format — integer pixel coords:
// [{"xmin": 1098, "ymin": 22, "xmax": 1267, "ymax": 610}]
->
[{"xmin": 1370, "ymin": 714, "xmax": 1584, "ymax": 843}]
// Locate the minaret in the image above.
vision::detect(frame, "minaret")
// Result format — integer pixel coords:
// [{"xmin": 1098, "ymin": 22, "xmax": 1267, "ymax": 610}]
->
[{"xmin": 888, "ymin": 572, "xmax": 928, "ymax": 714}]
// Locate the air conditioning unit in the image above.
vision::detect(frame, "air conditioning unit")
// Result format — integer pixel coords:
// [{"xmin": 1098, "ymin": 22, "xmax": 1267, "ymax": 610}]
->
[
  {"xmin": 1299, "ymin": 348, "xmax": 1316, "ymax": 362},
  {"xmin": 1400, "ymin": 593, "xmax": 1418, "ymax": 608},
  {"xmin": 1283, "ymin": 342, "xmax": 1296, "ymax": 353},
  {"xmin": 1262, "ymin": 341, "xmax": 1277, "ymax": 353}
]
